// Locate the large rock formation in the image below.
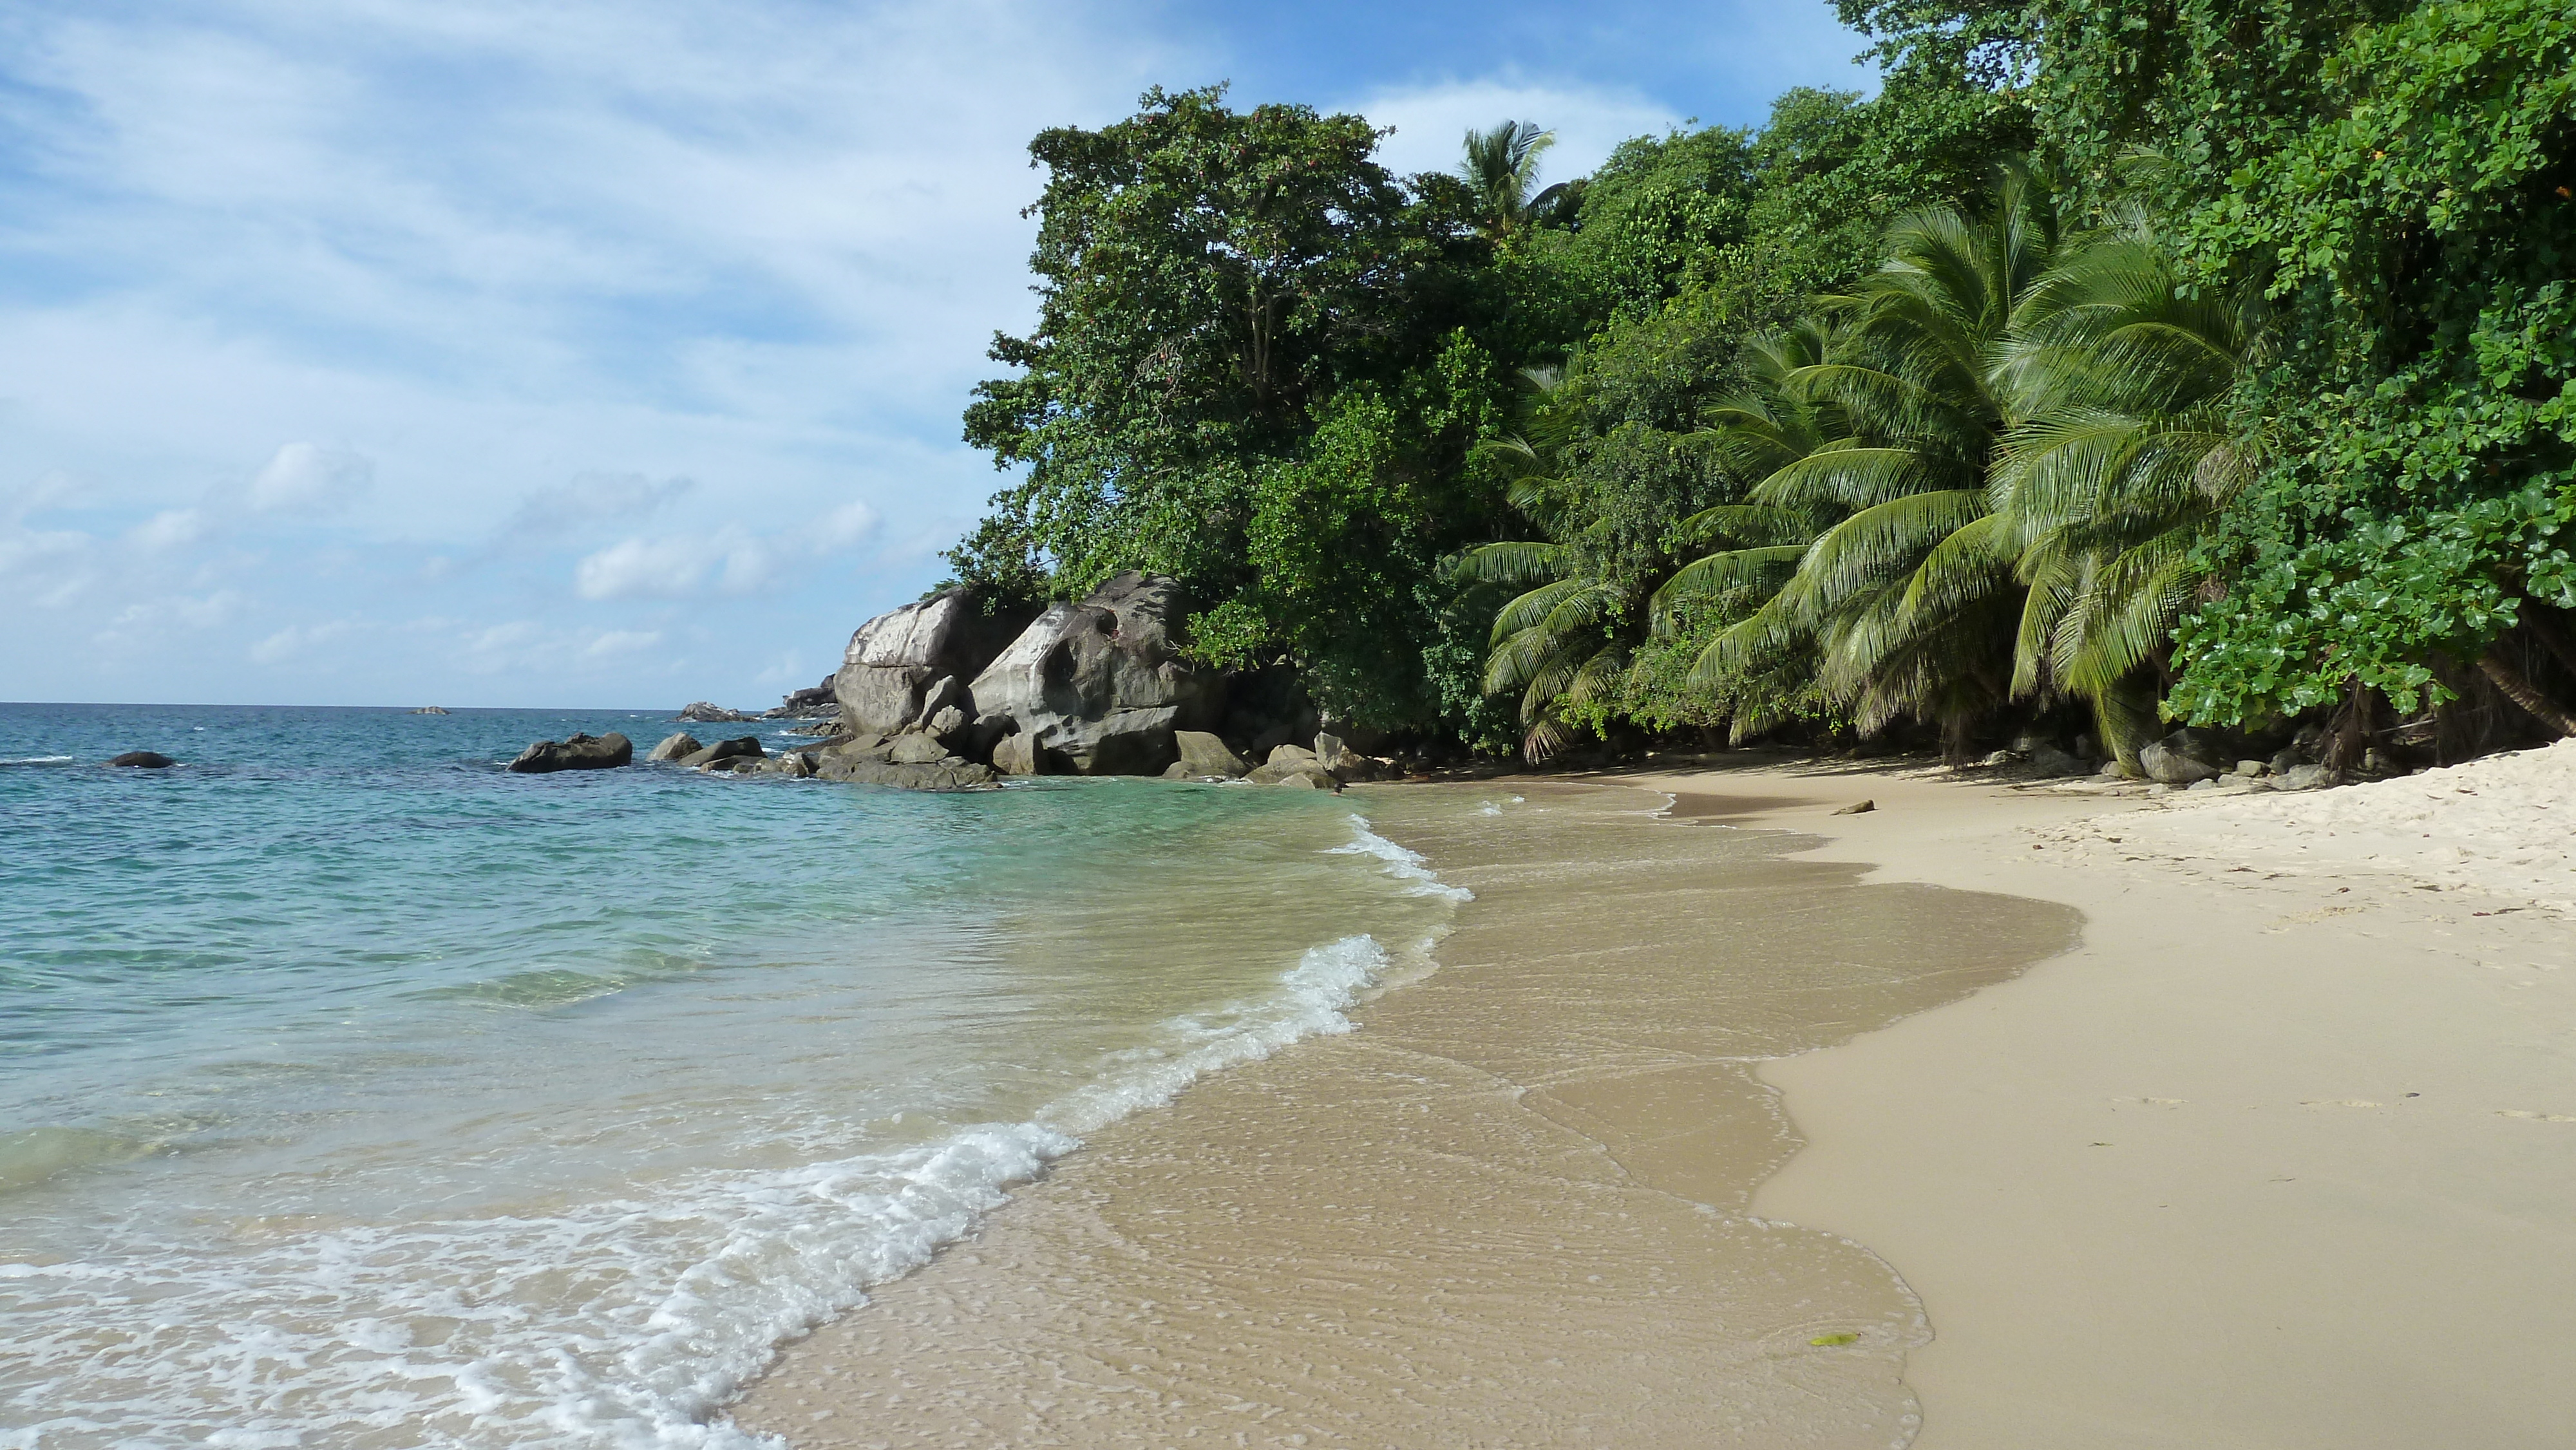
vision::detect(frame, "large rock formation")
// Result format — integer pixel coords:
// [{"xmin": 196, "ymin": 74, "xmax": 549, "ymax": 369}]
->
[
  {"xmin": 969, "ymin": 572, "xmax": 1220, "ymax": 775},
  {"xmin": 832, "ymin": 587, "xmax": 1035, "ymax": 737},
  {"xmin": 507, "ymin": 733, "xmax": 633, "ymax": 773}
]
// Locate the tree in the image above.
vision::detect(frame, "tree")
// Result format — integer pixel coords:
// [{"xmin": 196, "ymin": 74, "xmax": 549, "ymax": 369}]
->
[
  {"xmin": 951, "ymin": 86, "xmax": 1512, "ymax": 729},
  {"xmin": 1460, "ymin": 120, "xmax": 1579, "ymax": 238}
]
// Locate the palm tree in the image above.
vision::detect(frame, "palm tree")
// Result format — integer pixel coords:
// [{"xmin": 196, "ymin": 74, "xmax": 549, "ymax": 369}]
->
[
  {"xmin": 1672, "ymin": 165, "xmax": 2068, "ymax": 758},
  {"xmin": 1460, "ymin": 120, "xmax": 1578, "ymax": 238},
  {"xmin": 1449, "ymin": 367, "xmax": 1629, "ymax": 761},
  {"xmin": 1984, "ymin": 208, "xmax": 2262, "ymax": 765}
]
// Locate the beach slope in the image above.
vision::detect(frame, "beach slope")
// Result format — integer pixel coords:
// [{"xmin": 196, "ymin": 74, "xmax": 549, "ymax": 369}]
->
[{"xmin": 1631, "ymin": 743, "xmax": 2576, "ymax": 1449}]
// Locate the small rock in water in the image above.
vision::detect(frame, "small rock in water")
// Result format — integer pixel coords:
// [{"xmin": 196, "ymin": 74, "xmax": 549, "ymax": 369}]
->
[
  {"xmin": 507, "ymin": 733, "xmax": 633, "ymax": 773},
  {"xmin": 409, "ymin": 706, "xmax": 449, "ymax": 715},
  {"xmin": 1830, "ymin": 799, "xmax": 1875, "ymax": 816},
  {"xmin": 677, "ymin": 736, "xmax": 764, "ymax": 769},
  {"xmin": 106, "ymin": 751, "xmax": 176, "ymax": 769},
  {"xmin": 646, "ymin": 732, "xmax": 702, "ymax": 762}
]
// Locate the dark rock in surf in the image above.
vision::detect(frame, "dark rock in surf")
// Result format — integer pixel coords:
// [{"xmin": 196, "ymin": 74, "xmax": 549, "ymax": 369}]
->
[
  {"xmin": 507, "ymin": 733, "xmax": 633, "ymax": 773},
  {"xmin": 106, "ymin": 751, "xmax": 176, "ymax": 769},
  {"xmin": 645, "ymin": 733, "xmax": 702, "ymax": 762},
  {"xmin": 677, "ymin": 736, "xmax": 764, "ymax": 769}
]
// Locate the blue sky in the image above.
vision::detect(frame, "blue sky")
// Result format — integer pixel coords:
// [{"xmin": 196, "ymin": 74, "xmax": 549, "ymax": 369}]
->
[{"xmin": 0, "ymin": 0, "xmax": 1876, "ymax": 708}]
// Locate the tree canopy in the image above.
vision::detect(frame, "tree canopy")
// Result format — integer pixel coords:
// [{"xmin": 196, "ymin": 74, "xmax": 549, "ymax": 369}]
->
[{"xmin": 948, "ymin": 4, "xmax": 2576, "ymax": 768}]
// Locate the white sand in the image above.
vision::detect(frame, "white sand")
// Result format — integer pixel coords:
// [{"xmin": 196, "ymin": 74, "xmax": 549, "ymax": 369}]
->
[
  {"xmin": 1630, "ymin": 747, "xmax": 2576, "ymax": 1448},
  {"xmin": 2050, "ymin": 737, "xmax": 2576, "ymax": 912}
]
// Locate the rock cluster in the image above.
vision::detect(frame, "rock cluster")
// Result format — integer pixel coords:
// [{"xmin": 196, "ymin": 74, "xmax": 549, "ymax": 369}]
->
[
  {"xmin": 622, "ymin": 571, "xmax": 1396, "ymax": 793},
  {"xmin": 677, "ymin": 702, "xmax": 755, "ymax": 723}
]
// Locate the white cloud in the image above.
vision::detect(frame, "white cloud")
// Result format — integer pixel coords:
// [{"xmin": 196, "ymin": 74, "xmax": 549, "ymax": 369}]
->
[
  {"xmin": 128, "ymin": 508, "xmax": 211, "ymax": 551},
  {"xmin": 501, "ymin": 472, "xmax": 694, "ymax": 541},
  {"xmin": 573, "ymin": 530, "xmax": 766, "ymax": 600},
  {"xmin": 585, "ymin": 628, "xmax": 663, "ymax": 658},
  {"xmin": 573, "ymin": 498, "xmax": 882, "ymax": 601},
  {"xmin": 249, "ymin": 442, "xmax": 373, "ymax": 513},
  {"xmin": 811, "ymin": 500, "xmax": 882, "ymax": 551}
]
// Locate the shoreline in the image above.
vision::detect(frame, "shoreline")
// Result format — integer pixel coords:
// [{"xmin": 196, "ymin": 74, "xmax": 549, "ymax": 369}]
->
[
  {"xmin": 727, "ymin": 748, "xmax": 2576, "ymax": 1445},
  {"xmin": 728, "ymin": 778, "xmax": 2076, "ymax": 1446}
]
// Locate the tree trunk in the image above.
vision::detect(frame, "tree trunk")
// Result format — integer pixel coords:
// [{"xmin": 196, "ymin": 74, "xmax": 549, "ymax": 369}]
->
[
  {"xmin": 2477, "ymin": 651, "xmax": 2576, "ymax": 737},
  {"xmin": 2517, "ymin": 608, "xmax": 2576, "ymax": 682}
]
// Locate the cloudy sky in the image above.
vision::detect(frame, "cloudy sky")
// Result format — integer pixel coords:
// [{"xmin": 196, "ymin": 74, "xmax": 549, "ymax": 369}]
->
[{"xmin": 0, "ymin": 0, "xmax": 1874, "ymax": 707}]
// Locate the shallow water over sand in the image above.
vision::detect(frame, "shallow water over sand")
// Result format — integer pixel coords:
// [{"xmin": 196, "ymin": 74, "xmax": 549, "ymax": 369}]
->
[
  {"xmin": 735, "ymin": 781, "xmax": 2081, "ymax": 1448},
  {"xmin": 0, "ymin": 705, "xmax": 1461, "ymax": 1448}
]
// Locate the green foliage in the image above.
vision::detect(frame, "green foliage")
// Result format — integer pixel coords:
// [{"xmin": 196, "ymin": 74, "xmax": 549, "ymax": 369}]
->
[
  {"xmin": 2163, "ymin": 0, "xmax": 2576, "ymax": 723},
  {"xmin": 953, "ymin": 86, "xmax": 1513, "ymax": 731},
  {"xmin": 947, "ymin": 2, "xmax": 2576, "ymax": 760}
]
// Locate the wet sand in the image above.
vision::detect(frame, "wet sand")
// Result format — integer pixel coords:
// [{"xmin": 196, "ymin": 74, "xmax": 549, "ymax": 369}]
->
[{"xmin": 730, "ymin": 780, "xmax": 2077, "ymax": 1447}]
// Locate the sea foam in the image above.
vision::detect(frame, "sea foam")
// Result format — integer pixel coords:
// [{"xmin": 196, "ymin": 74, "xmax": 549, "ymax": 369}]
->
[{"xmin": 1330, "ymin": 813, "xmax": 1473, "ymax": 901}]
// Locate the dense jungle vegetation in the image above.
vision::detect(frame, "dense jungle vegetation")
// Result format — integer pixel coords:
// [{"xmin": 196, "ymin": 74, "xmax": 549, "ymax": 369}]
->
[{"xmin": 947, "ymin": 0, "xmax": 2576, "ymax": 771}]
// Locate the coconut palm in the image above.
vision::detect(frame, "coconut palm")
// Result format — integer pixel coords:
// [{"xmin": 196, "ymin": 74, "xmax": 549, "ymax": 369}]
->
[
  {"xmin": 1673, "ymin": 165, "xmax": 2069, "ymax": 757},
  {"xmin": 1460, "ymin": 120, "xmax": 1578, "ymax": 238},
  {"xmin": 1449, "ymin": 367, "xmax": 1628, "ymax": 761},
  {"xmin": 1984, "ymin": 209, "xmax": 2263, "ymax": 764}
]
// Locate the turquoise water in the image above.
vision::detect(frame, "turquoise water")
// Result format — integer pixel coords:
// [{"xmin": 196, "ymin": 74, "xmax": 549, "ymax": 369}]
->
[{"xmin": 0, "ymin": 704, "xmax": 1464, "ymax": 1448}]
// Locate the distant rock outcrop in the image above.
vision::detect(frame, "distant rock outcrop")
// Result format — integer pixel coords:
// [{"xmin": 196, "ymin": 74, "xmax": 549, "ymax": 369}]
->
[
  {"xmin": 409, "ymin": 706, "xmax": 449, "ymax": 715},
  {"xmin": 507, "ymin": 733, "xmax": 633, "ymax": 773},
  {"xmin": 762, "ymin": 678, "xmax": 838, "ymax": 719},
  {"xmin": 106, "ymin": 751, "xmax": 176, "ymax": 769},
  {"xmin": 832, "ymin": 587, "xmax": 1036, "ymax": 737},
  {"xmin": 969, "ymin": 572, "xmax": 1218, "ymax": 776},
  {"xmin": 678, "ymin": 702, "xmax": 754, "ymax": 723}
]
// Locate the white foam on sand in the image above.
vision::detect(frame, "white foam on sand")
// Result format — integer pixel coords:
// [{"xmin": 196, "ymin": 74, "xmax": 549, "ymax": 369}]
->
[{"xmin": 1331, "ymin": 813, "xmax": 1474, "ymax": 901}]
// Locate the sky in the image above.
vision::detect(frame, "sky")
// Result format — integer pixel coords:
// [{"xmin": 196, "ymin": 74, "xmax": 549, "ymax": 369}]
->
[{"xmin": 0, "ymin": 0, "xmax": 1878, "ymax": 708}]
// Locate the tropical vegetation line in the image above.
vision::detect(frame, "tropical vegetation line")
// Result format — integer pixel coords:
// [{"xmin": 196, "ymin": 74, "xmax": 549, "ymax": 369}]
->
[{"xmin": 945, "ymin": 1, "xmax": 2576, "ymax": 773}]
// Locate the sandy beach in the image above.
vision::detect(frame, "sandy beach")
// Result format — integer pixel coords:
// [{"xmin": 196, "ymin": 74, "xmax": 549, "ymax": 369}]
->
[
  {"xmin": 734, "ymin": 746, "xmax": 2576, "ymax": 1447},
  {"xmin": 1653, "ymin": 743, "xmax": 2576, "ymax": 1449}
]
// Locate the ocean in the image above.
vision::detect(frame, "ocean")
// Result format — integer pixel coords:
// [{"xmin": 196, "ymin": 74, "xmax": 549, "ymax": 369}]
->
[{"xmin": 0, "ymin": 704, "xmax": 1468, "ymax": 1448}]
